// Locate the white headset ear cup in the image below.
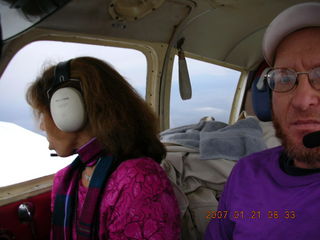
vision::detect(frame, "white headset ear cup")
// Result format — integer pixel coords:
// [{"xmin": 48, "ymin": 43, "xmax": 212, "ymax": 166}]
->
[{"xmin": 50, "ymin": 87, "xmax": 86, "ymax": 132}]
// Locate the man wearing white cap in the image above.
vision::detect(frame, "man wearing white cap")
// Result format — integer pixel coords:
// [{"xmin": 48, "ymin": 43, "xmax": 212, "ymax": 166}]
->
[{"xmin": 205, "ymin": 2, "xmax": 320, "ymax": 239}]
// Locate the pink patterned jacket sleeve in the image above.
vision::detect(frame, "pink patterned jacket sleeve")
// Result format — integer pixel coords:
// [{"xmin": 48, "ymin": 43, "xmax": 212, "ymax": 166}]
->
[{"xmin": 100, "ymin": 157, "xmax": 181, "ymax": 239}]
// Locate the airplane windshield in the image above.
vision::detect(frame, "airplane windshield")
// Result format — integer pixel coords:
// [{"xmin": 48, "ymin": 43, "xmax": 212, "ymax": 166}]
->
[{"xmin": 0, "ymin": 0, "xmax": 70, "ymax": 40}]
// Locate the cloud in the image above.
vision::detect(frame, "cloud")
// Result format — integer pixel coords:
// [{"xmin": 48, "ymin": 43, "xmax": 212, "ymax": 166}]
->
[
  {"xmin": 0, "ymin": 122, "xmax": 74, "ymax": 187},
  {"xmin": 194, "ymin": 106, "xmax": 227, "ymax": 115}
]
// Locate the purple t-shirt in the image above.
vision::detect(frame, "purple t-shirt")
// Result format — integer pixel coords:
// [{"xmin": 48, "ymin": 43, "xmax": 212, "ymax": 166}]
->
[{"xmin": 205, "ymin": 146, "xmax": 320, "ymax": 240}]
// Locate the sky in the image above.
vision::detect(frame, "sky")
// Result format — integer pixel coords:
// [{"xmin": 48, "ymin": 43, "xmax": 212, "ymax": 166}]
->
[
  {"xmin": 0, "ymin": 121, "xmax": 74, "ymax": 187},
  {"xmin": 171, "ymin": 57, "xmax": 240, "ymax": 126}
]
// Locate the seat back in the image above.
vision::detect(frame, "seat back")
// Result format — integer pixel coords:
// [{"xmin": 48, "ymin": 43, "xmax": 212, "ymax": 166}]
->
[
  {"xmin": 251, "ymin": 62, "xmax": 272, "ymax": 121},
  {"xmin": 161, "ymin": 144, "xmax": 236, "ymax": 240}
]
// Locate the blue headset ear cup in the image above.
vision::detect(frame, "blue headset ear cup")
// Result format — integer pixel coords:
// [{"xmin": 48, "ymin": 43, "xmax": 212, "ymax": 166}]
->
[
  {"xmin": 50, "ymin": 87, "xmax": 87, "ymax": 132},
  {"xmin": 252, "ymin": 76, "xmax": 272, "ymax": 122}
]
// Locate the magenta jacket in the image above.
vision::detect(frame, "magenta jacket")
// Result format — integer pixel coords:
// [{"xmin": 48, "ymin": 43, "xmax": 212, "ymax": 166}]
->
[{"xmin": 51, "ymin": 157, "xmax": 181, "ymax": 239}]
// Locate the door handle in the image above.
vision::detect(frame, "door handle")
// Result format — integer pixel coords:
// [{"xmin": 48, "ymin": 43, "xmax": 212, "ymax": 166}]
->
[{"xmin": 18, "ymin": 202, "xmax": 38, "ymax": 240}]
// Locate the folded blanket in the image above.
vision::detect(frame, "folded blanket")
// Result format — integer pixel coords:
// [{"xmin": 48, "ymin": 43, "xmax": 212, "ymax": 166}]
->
[
  {"xmin": 160, "ymin": 117, "xmax": 267, "ymax": 161},
  {"xmin": 200, "ymin": 117, "xmax": 266, "ymax": 160},
  {"xmin": 160, "ymin": 117, "xmax": 227, "ymax": 149}
]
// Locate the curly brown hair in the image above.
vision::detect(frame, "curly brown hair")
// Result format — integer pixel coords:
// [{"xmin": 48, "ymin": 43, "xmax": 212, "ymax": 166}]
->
[{"xmin": 26, "ymin": 56, "xmax": 166, "ymax": 163}]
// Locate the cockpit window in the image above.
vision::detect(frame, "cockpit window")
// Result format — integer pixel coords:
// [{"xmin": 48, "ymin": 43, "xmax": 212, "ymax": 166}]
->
[
  {"xmin": 0, "ymin": 40, "xmax": 146, "ymax": 187},
  {"xmin": 170, "ymin": 56, "xmax": 240, "ymax": 128},
  {"xmin": 0, "ymin": 0, "xmax": 70, "ymax": 40}
]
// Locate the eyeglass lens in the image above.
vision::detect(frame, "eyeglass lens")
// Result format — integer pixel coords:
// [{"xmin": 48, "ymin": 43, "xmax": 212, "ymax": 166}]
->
[{"xmin": 267, "ymin": 67, "xmax": 320, "ymax": 92}]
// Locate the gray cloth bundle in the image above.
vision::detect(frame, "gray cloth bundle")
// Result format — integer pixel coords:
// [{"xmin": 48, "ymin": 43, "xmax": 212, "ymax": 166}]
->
[{"xmin": 160, "ymin": 117, "xmax": 267, "ymax": 160}]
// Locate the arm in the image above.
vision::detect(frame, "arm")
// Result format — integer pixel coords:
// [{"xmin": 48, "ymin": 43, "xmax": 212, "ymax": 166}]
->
[{"xmin": 105, "ymin": 158, "xmax": 181, "ymax": 240}]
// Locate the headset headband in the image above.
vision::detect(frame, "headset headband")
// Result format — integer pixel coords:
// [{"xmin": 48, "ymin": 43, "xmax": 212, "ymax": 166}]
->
[
  {"xmin": 47, "ymin": 60, "xmax": 78, "ymax": 99},
  {"xmin": 54, "ymin": 60, "xmax": 70, "ymax": 85}
]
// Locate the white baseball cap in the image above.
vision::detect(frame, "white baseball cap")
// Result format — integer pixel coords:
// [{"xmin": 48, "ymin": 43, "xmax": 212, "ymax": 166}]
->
[{"xmin": 263, "ymin": 2, "xmax": 320, "ymax": 66}]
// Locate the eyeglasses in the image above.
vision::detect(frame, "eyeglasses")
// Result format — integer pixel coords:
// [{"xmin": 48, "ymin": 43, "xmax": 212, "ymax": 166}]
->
[{"xmin": 265, "ymin": 67, "xmax": 320, "ymax": 93}]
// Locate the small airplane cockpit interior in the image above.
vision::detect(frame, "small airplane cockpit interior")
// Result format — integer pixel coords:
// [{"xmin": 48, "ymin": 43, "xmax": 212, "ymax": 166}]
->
[{"xmin": 0, "ymin": 0, "xmax": 317, "ymax": 239}]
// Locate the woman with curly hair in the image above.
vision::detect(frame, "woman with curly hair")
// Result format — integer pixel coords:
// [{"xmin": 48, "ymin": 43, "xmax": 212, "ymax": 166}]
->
[{"xmin": 26, "ymin": 56, "xmax": 180, "ymax": 240}]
